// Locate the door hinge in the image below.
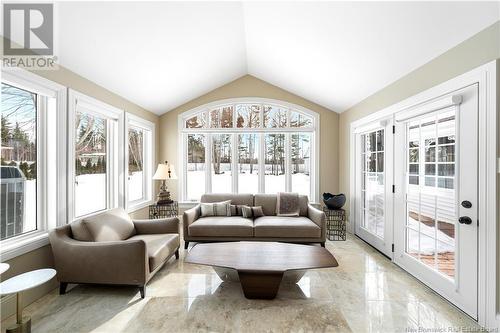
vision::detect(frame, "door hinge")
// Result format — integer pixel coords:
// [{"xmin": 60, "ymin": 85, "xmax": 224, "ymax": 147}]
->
[
  {"xmin": 392, "ymin": 125, "xmax": 395, "ymax": 134},
  {"xmin": 392, "ymin": 185, "xmax": 395, "ymax": 193},
  {"xmin": 391, "ymin": 244, "xmax": 395, "ymax": 252}
]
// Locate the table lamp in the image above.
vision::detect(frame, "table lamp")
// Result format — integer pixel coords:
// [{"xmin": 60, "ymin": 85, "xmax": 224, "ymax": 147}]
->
[{"xmin": 153, "ymin": 161, "xmax": 177, "ymax": 204}]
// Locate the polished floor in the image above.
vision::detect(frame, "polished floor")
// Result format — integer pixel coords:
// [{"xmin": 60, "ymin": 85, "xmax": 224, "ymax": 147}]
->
[{"xmin": 1, "ymin": 235, "xmax": 480, "ymax": 332}]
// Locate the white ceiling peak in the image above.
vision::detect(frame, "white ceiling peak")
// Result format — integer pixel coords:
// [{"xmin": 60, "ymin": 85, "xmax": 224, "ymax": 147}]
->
[{"xmin": 56, "ymin": 2, "xmax": 499, "ymax": 115}]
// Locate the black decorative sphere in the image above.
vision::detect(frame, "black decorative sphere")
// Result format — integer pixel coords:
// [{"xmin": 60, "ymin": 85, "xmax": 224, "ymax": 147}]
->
[{"xmin": 323, "ymin": 193, "xmax": 346, "ymax": 210}]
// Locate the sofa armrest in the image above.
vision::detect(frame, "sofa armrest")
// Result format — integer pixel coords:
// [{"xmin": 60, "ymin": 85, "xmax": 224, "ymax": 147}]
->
[
  {"xmin": 49, "ymin": 226, "xmax": 148, "ymax": 285},
  {"xmin": 133, "ymin": 217, "xmax": 179, "ymax": 235},
  {"xmin": 183, "ymin": 205, "xmax": 200, "ymax": 238},
  {"xmin": 307, "ymin": 204, "xmax": 326, "ymax": 240}
]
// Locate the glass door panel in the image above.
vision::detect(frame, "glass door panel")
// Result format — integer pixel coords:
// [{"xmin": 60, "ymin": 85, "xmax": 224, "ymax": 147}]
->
[
  {"xmin": 360, "ymin": 129, "xmax": 385, "ymax": 238},
  {"xmin": 403, "ymin": 112, "xmax": 456, "ymax": 279},
  {"xmin": 355, "ymin": 122, "xmax": 393, "ymax": 257}
]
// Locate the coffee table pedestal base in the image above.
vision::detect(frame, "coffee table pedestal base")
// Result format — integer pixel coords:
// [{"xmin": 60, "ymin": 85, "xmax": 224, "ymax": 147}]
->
[{"xmin": 238, "ymin": 271, "xmax": 283, "ymax": 299}]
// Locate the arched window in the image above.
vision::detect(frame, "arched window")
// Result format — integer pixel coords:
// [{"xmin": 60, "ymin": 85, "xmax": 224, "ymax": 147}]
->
[{"xmin": 178, "ymin": 98, "xmax": 319, "ymax": 202}]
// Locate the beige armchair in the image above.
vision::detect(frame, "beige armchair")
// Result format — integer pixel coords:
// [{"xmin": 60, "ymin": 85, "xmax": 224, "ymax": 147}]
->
[{"xmin": 49, "ymin": 208, "xmax": 180, "ymax": 298}]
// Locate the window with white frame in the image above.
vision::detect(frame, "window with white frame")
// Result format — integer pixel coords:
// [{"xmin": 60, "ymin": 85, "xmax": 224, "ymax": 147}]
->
[
  {"xmin": 0, "ymin": 70, "xmax": 66, "ymax": 255},
  {"xmin": 69, "ymin": 90, "xmax": 124, "ymax": 220},
  {"xmin": 180, "ymin": 99, "xmax": 318, "ymax": 202},
  {"xmin": 126, "ymin": 114, "xmax": 154, "ymax": 211}
]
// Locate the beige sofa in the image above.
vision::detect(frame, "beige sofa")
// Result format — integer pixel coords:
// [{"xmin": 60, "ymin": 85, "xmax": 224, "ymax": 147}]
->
[
  {"xmin": 183, "ymin": 193, "xmax": 326, "ymax": 249},
  {"xmin": 49, "ymin": 208, "xmax": 180, "ymax": 298}
]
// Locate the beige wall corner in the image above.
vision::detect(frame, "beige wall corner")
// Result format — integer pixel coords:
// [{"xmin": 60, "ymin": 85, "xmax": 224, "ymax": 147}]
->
[
  {"xmin": 159, "ymin": 74, "xmax": 339, "ymax": 202},
  {"xmin": 339, "ymin": 20, "xmax": 500, "ymax": 219}
]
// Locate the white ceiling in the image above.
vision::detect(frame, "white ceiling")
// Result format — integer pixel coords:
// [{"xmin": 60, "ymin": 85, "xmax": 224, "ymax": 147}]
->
[{"xmin": 56, "ymin": 2, "xmax": 500, "ymax": 115}]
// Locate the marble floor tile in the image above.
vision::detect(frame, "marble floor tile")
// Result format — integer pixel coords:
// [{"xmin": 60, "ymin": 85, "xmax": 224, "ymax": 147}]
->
[{"xmin": 1, "ymin": 235, "xmax": 481, "ymax": 333}]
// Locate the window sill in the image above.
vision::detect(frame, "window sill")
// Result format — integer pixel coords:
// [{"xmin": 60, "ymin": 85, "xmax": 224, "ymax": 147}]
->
[
  {"xmin": 178, "ymin": 202, "xmax": 199, "ymax": 209},
  {"xmin": 0, "ymin": 231, "xmax": 50, "ymax": 261},
  {"xmin": 127, "ymin": 199, "xmax": 154, "ymax": 214}
]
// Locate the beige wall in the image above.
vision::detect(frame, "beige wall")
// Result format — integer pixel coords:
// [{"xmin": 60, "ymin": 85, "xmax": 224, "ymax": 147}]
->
[
  {"xmin": 1, "ymin": 64, "xmax": 159, "ymax": 320},
  {"xmin": 159, "ymin": 75, "xmax": 339, "ymax": 202},
  {"xmin": 338, "ymin": 21, "xmax": 500, "ymax": 219}
]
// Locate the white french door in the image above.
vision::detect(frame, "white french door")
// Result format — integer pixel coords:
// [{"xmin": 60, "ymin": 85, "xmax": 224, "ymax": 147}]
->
[
  {"xmin": 354, "ymin": 120, "xmax": 393, "ymax": 257},
  {"xmin": 393, "ymin": 84, "xmax": 479, "ymax": 318}
]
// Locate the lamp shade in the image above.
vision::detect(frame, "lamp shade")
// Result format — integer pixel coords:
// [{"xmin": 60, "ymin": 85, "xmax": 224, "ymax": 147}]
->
[{"xmin": 153, "ymin": 163, "xmax": 177, "ymax": 180}]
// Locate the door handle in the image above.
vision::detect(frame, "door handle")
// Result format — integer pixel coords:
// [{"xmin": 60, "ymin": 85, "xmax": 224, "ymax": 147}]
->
[
  {"xmin": 458, "ymin": 216, "xmax": 472, "ymax": 225},
  {"xmin": 461, "ymin": 200, "xmax": 472, "ymax": 209}
]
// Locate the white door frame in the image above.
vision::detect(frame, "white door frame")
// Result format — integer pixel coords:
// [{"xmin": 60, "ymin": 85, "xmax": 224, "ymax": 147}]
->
[
  {"xmin": 353, "ymin": 118, "xmax": 394, "ymax": 257},
  {"xmin": 393, "ymin": 85, "xmax": 479, "ymax": 318},
  {"xmin": 348, "ymin": 60, "xmax": 498, "ymax": 328}
]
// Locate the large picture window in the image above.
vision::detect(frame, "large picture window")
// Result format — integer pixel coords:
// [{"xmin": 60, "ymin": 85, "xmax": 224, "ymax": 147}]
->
[
  {"xmin": 1, "ymin": 70, "xmax": 66, "ymax": 258},
  {"xmin": 126, "ymin": 114, "xmax": 155, "ymax": 211},
  {"xmin": 1, "ymin": 83, "xmax": 39, "ymax": 240},
  {"xmin": 179, "ymin": 99, "xmax": 318, "ymax": 202},
  {"xmin": 69, "ymin": 90, "xmax": 124, "ymax": 220},
  {"xmin": 74, "ymin": 111, "xmax": 107, "ymax": 217}
]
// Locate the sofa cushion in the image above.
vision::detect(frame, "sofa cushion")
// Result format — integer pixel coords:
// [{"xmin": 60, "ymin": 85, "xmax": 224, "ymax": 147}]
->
[
  {"xmin": 254, "ymin": 194, "xmax": 309, "ymax": 216},
  {"xmin": 254, "ymin": 216, "xmax": 321, "ymax": 238},
  {"xmin": 70, "ymin": 220, "xmax": 93, "ymax": 241},
  {"xmin": 128, "ymin": 234, "xmax": 179, "ymax": 272},
  {"xmin": 201, "ymin": 193, "xmax": 254, "ymax": 206},
  {"xmin": 82, "ymin": 208, "xmax": 136, "ymax": 242},
  {"xmin": 188, "ymin": 217, "xmax": 254, "ymax": 237}
]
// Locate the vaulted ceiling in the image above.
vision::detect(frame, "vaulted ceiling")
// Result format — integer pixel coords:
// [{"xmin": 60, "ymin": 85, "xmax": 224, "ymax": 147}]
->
[{"xmin": 56, "ymin": 2, "xmax": 499, "ymax": 115}]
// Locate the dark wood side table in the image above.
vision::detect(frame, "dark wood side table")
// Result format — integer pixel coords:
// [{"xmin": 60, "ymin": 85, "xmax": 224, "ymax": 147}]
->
[
  {"xmin": 323, "ymin": 207, "xmax": 347, "ymax": 241},
  {"xmin": 149, "ymin": 201, "xmax": 178, "ymax": 219}
]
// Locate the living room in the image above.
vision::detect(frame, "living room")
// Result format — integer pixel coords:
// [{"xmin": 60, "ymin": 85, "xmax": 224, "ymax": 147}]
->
[{"xmin": 0, "ymin": 1, "xmax": 499, "ymax": 332}]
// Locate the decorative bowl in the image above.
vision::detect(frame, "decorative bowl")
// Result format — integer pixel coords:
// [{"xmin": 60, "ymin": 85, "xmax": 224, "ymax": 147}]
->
[{"xmin": 322, "ymin": 193, "xmax": 346, "ymax": 210}]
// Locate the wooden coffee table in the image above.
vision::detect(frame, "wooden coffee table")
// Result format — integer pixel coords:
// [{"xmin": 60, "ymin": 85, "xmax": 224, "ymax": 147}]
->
[{"xmin": 184, "ymin": 242, "xmax": 338, "ymax": 299}]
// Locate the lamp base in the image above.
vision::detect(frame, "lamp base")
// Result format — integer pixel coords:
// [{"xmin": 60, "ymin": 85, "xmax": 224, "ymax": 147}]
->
[
  {"xmin": 156, "ymin": 181, "xmax": 173, "ymax": 205},
  {"xmin": 156, "ymin": 199, "xmax": 174, "ymax": 205}
]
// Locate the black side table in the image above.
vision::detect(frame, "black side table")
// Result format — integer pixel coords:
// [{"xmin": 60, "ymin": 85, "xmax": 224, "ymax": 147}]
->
[
  {"xmin": 323, "ymin": 207, "xmax": 346, "ymax": 241},
  {"xmin": 149, "ymin": 202, "xmax": 178, "ymax": 219}
]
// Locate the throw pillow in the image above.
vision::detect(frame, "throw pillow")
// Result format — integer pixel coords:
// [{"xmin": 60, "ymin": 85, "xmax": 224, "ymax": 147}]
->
[
  {"xmin": 200, "ymin": 200, "xmax": 232, "ymax": 217},
  {"xmin": 230, "ymin": 204, "xmax": 244, "ymax": 216},
  {"xmin": 276, "ymin": 192, "xmax": 300, "ymax": 217},
  {"xmin": 241, "ymin": 205, "xmax": 253, "ymax": 218},
  {"xmin": 241, "ymin": 206, "xmax": 264, "ymax": 218},
  {"xmin": 251, "ymin": 206, "xmax": 264, "ymax": 218}
]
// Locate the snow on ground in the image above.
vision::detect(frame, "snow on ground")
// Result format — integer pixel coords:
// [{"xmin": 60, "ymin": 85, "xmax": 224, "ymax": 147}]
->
[
  {"xmin": 128, "ymin": 171, "xmax": 143, "ymax": 202},
  {"xmin": 75, "ymin": 173, "xmax": 106, "ymax": 217}
]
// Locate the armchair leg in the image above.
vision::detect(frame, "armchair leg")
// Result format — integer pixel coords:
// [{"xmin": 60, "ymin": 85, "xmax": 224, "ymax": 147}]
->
[
  {"xmin": 184, "ymin": 241, "xmax": 189, "ymax": 250},
  {"xmin": 139, "ymin": 286, "xmax": 145, "ymax": 299},
  {"xmin": 59, "ymin": 282, "xmax": 68, "ymax": 295},
  {"xmin": 320, "ymin": 242, "xmax": 325, "ymax": 248},
  {"xmin": 175, "ymin": 249, "xmax": 179, "ymax": 259}
]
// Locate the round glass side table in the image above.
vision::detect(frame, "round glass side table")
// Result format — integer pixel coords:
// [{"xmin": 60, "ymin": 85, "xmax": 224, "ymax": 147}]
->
[{"xmin": 0, "ymin": 268, "xmax": 56, "ymax": 333}]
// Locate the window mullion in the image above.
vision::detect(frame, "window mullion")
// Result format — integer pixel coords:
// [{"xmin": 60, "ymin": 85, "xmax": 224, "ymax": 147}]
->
[
  {"xmin": 232, "ymin": 134, "xmax": 238, "ymax": 193},
  {"xmin": 206, "ymin": 133, "xmax": 212, "ymax": 194},
  {"xmin": 285, "ymin": 133, "xmax": 291, "ymax": 192},
  {"xmin": 259, "ymin": 133, "xmax": 265, "ymax": 193},
  {"xmin": 38, "ymin": 95, "xmax": 46, "ymax": 232}
]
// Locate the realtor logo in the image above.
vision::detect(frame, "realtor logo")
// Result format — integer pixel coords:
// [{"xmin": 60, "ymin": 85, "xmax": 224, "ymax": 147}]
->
[{"xmin": 3, "ymin": 3, "xmax": 53, "ymax": 56}]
